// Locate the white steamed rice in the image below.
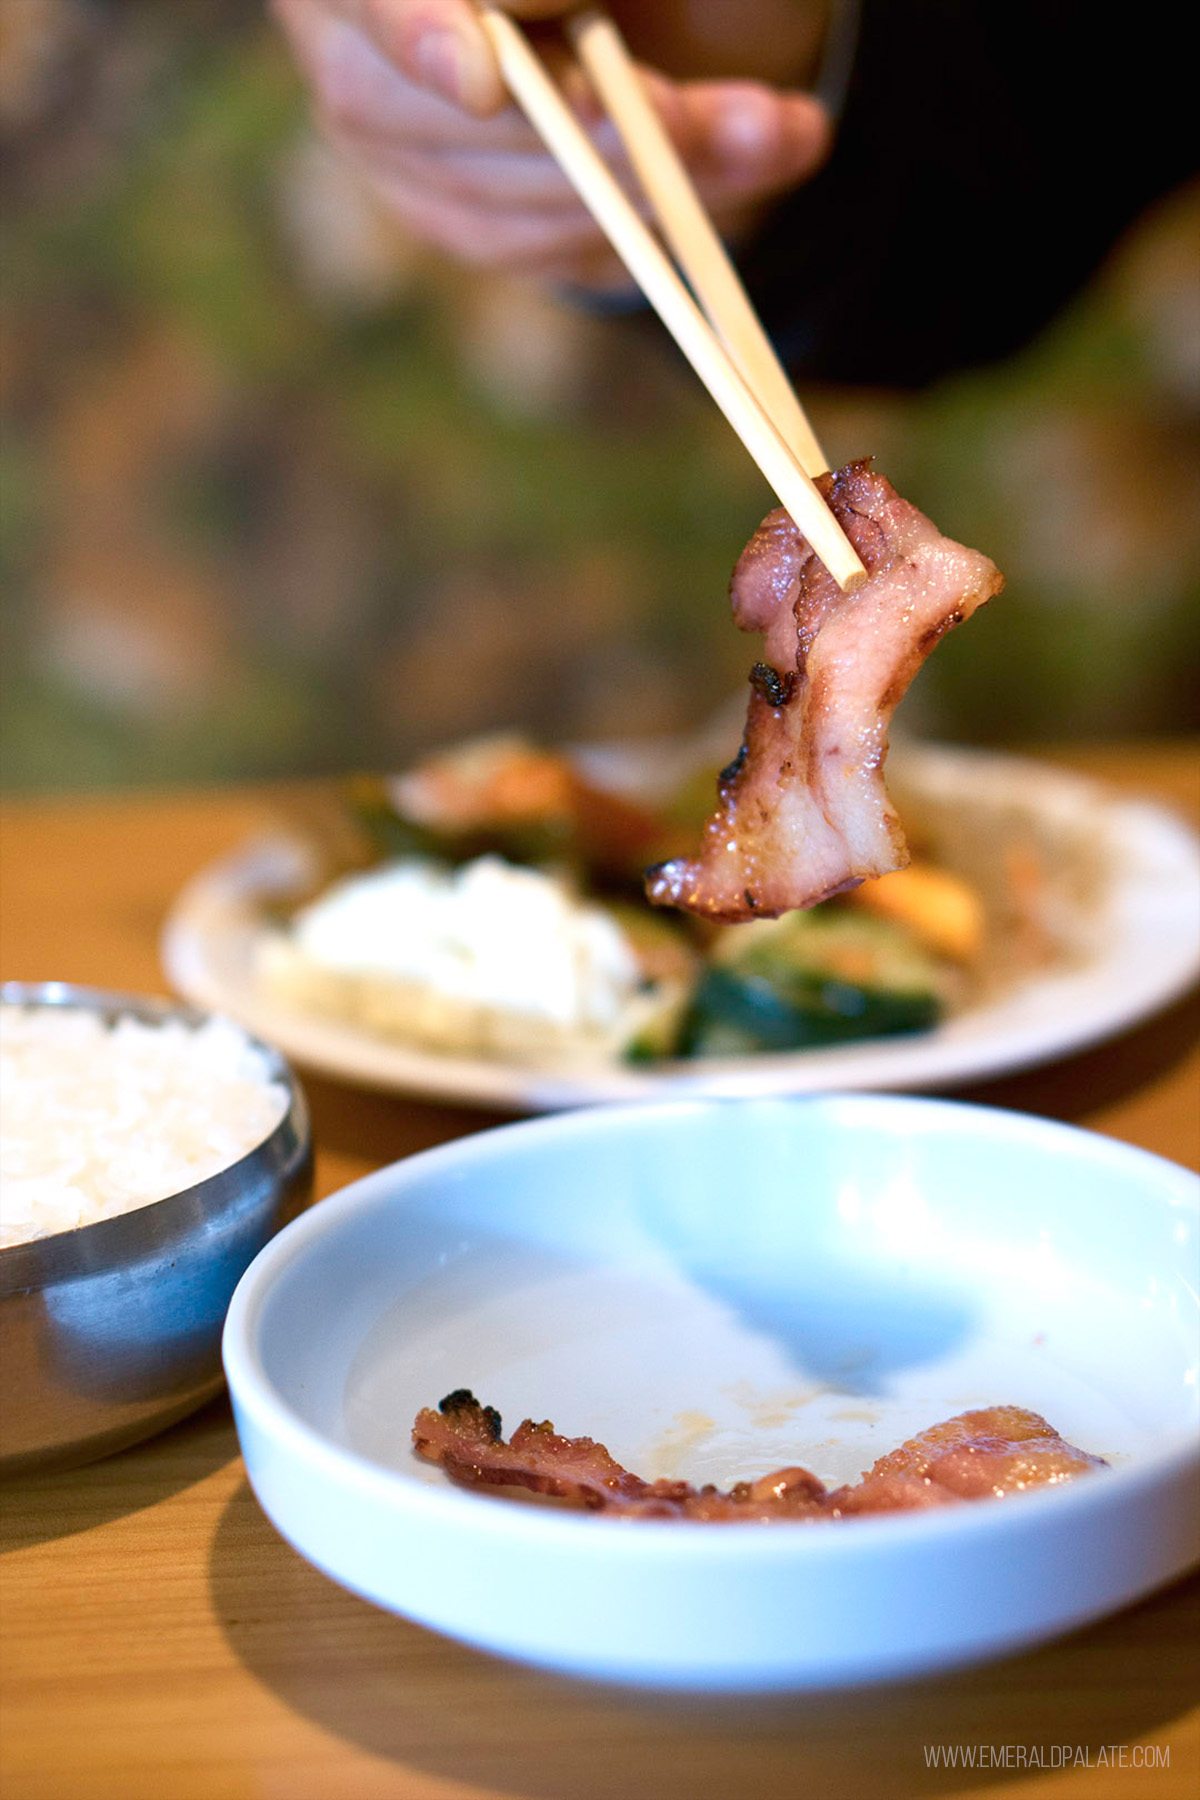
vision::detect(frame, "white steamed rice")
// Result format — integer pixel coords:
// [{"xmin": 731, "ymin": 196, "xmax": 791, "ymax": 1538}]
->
[{"xmin": 0, "ymin": 1003, "xmax": 289, "ymax": 1247}]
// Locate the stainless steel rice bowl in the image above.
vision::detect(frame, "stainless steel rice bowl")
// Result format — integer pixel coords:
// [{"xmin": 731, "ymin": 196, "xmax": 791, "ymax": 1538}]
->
[{"xmin": 0, "ymin": 982, "xmax": 312, "ymax": 1473}]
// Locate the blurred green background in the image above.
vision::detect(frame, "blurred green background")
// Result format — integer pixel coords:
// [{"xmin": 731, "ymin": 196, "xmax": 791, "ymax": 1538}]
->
[{"xmin": 2, "ymin": 0, "xmax": 1198, "ymax": 794}]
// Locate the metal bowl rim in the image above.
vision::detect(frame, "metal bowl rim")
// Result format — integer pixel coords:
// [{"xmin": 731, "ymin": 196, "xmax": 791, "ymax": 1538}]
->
[{"xmin": 0, "ymin": 980, "xmax": 310, "ymax": 1290}]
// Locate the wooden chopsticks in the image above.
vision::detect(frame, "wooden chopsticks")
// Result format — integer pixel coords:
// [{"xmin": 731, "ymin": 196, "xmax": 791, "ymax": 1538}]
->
[
  {"xmin": 568, "ymin": 9, "xmax": 830, "ymax": 482},
  {"xmin": 476, "ymin": 5, "xmax": 865, "ymax": 592}
]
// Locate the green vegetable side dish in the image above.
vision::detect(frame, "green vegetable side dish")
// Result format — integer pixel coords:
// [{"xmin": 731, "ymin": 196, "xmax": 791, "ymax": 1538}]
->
[{"xmin": 671, "ymin": 912, "xmax": 943, "ymax": 1060}]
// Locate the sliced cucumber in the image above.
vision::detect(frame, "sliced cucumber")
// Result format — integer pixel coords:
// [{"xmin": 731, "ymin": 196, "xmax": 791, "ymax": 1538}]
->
[{"xmin": 678, "ymin": 907, "xmax": 943, "ymax": 1056}]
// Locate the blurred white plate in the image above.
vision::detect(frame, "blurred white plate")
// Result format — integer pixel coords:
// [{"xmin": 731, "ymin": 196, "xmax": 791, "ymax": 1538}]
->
[
  {"xmin": 163, "ymin": 744, "xmax": 1200, "ymax": 1111},
  {"xmin": 223, "ymin": 1095, "xmax": 1200, "ymax": 1689}
]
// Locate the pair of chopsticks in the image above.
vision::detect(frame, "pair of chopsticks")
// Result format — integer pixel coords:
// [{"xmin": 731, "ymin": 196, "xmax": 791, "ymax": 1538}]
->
[{"xmin": 476, "ymin": 6, "xmax": 865, "ymax": 591}]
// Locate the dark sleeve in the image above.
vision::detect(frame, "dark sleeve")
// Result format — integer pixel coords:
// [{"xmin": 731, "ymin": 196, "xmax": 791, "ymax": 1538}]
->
[{"xmin": 740, "ymin": 0, "xmax": 1196, "ymax": 387}]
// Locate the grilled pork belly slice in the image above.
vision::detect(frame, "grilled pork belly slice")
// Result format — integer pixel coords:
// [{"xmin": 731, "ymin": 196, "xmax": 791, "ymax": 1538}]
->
[
  {"xmin": 413, "ymin": 1393, "xmax": 1102, "ymax": 1522},
  {"xmin": 648, "ymin": 461, "xmax": 1004, "ymax": 922}
]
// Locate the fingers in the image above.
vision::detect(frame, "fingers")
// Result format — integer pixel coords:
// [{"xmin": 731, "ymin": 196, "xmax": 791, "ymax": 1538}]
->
[
  {"xmin": 277, "ymin": 0, "xmax": 535, "ymax": 146},
  {"xmin": 356, "ymin": 132, "xmax": 624, "ymax": 213},
  {"xmin": 275, "ymin": 0, "xmax": 506, "ymax": 115},
  {"xmin": 280, "ymin": 0, "xmax": 579, "ymax": 116},
  {"xmin": 373, "ymin": 182, "xmax": 618, "ymax": 272},
  {"xmin": 274, "ymin": 0, "xmax": 833, "ymax": 279}
]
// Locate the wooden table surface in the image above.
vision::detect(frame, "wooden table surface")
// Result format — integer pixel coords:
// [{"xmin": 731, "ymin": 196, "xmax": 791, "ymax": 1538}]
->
[{"xmin": 2, "ymin": 743, "xmax": 1198, "ymax": 1800}]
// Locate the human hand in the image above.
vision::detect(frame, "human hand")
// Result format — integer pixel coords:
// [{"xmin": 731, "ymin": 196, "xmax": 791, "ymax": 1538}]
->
[{"xmin": 273, "ymin": 1, "xmax": 833, "ymax": 283}]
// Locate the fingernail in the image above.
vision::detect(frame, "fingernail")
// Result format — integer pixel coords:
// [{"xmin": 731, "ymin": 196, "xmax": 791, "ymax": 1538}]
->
[
  {"xmin": 412, "ymin": 27, "xmax": 472, "ymax": 106},
  {"xmin": 713, "ymin": 94, "xmax": 775, "ymax": 165}
]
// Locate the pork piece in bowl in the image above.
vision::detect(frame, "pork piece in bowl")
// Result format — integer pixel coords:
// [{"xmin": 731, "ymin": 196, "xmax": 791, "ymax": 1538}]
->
[
  {"xmin": 223, "ymin": 1094, "xmax": 1198, "ymax": 1691},
  {"xmin": 0, "ymin": 983, "xmax": 312, "ymax": 1472}
]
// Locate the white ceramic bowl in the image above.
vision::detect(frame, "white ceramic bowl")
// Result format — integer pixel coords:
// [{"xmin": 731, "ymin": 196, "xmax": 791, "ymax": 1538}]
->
[{"xmin": 223, "ymin": 1096, "xmax": 1199, "ymax": 1691}]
